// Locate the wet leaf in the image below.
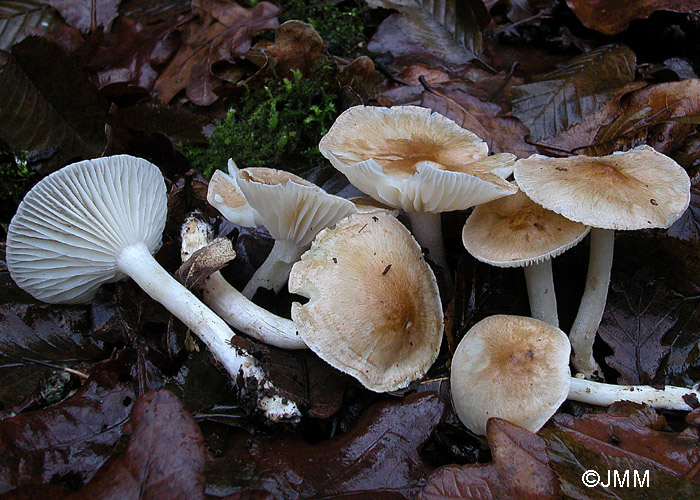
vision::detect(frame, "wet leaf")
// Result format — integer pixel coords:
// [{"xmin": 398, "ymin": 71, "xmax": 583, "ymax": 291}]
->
[
  {"xmin": 0, "ymin": 358, "xmax": 135, "ymax": 495},
  {"xmin": 206, "ymin": 392, "xmax": 444, "ymax": 499},
  {"xmin": 667, "ymin": 174, "xmax": 700, "ymax": 242},
  {"xmin": 511, "ymin": 44, "xmax": 636, "ymax": 141},
  {"xmin": 43, "ymin": 0, "xmax": 119, "ymax": 34},
  {"xmin": 567, "ymin": 0, "xmax": 700, "ymax": 35},
  {"xmin": 418, "ymin": 418, "xmax": 559, "ymax": 500},
  {"xmin": 0, "ymin": 36, "xmax": 109, "ymax": 171},
  {"xmin": 541, "ymin": 403, "xmax": 700, "ymax": 498},
  {"xmin": 0, "ymin": 0, "xmax": 66, "ymax": 51},
  {"xmin": 154, "ymin": 0, "xmax": 279, "ymax": 105}
]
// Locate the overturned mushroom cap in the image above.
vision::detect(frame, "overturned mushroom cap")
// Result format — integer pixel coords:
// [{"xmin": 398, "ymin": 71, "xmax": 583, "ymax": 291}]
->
[
  {"xmin": 7, "ymin": 155, "xmax": 166, "ymax": 304},
  {"xmin": 289, "ymin": 212, "xmax": 443, "ymax": 391},
  {"xmin": 462, "ymin": 189, "xmax": 590, "ymax": 267},
  {"xmin": 235, "ymin": 166, "xmax": 356, "ymax": 246},
  {"xmin": 451, "ymin": 315, "xmax": 571, "ymax": 436},
  {"xmin": 207, "ymin": 160, "xmax": 263, "ymax": 228},
  {"xmin": 513, "ymin": 146, "xmax": 691, "ymax": 230},
  {"xmin": 319, "ymin": 105, "xmax": 517, "ymax": 213}
]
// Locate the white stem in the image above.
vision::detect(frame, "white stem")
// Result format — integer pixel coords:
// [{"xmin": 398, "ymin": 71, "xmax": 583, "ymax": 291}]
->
[
  {"xmin": 523, "ymin": 260, "xmax": 558, "ymax": 327},
  {"xmin": 570, "ymin": 228, "xmax": 614, "ymax": 379},
  {"xmin": 568, "ymin": 377, "xmax": 698, "ymax": 411},
  {"xmin": 203, "ymin": 272, "xmax": 306, "ymax": 349},
  {"xmin": 408, "ymin": 211, "xmax": 454, "ymax": 294},
  {"xmin": 116, "ymin": 243, "xmax": 300, "ymax": 422},
  {"xmin": 243, "ymin": 239, "xmax": 306, "ymax": 298}
]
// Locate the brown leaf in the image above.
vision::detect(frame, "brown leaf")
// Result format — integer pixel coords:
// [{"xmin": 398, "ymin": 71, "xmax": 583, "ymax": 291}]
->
[
  {"xmin": 0, "ymin": 359, "xmax": 135, "ymax": 495},
  {"xmin": 667, "ymin": 174, "xmax": 700, "ymax": 242},
  {"xmin": 0, "ymin": 0, "xmax": 68, "ymax": 51},
  {"xmin": 44, "ymin": 0, "xmax": 120, "ymax": 34},
  {"xmin": 418, "ymin": 418, "xmax": 560, "ymax": 500},
  {"xmin": 154, "ymin": 0, "xmax": 279, "ymax": 106},
  {"xmin": 567, "ymin": 0, "xmax": 700, "ymax": 35},
  {"xmin": 206, "ymin": 392, "xmax": 444, "ymax": 499},
  {"xmin": 176, "ymin": 237, "xmax": 236, "ymax": 289},
  {"xmin": 251, "ymin": 20, "xmax": 325, "ymax": 80}
]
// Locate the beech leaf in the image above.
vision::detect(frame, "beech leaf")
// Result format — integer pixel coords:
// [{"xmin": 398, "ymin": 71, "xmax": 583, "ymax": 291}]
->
[
  {"xmin": 511, "ymin": 44, "xmax": 636, "ymax": 141},
  {"xmin": 0, "ymin": 0, "xmax": 65, "ymax": 51},
  {"xmin": 43, "ymin": 0, "xmax": 119, "ymax": 34}
]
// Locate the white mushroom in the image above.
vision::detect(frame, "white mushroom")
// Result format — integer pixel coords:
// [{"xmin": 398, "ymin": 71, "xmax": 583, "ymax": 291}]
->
[
  {"xmin": 6, "ymin": 155, "xmax": 300, "ymax": 422},
  {"xmin": 289, "ymin": 212, "xmax": 444, "ymax": 392},
  {"xmin": 319, "ymin": 105, "xmax": 517, "ymax": 294},
  {"xmin": 462, "ymin": 188, "xmax": 590, "ymax": 326},
  {"xmin": 514, "ymin": 146, "xmax": 691, "ymax": 378},
  {"xmin": 451, "ymin": 315, "xmax": 698, "ymax": 436}
]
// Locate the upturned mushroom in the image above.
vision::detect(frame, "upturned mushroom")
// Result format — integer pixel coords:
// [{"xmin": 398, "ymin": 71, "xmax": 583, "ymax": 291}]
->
[
  {"xmin": 462, "ymin": 188, "xmax": 590, "ymax": 326},
  {"xmin": 514, "ymin": 146, "xmax": 691, "ymax": 378},
  {"xmin": 6, "ymin": 155, "xmax": 299, "ymax": 421},
  {"xmin": 210, "ymin": 161, "xmax": 356, "ymax": 298},
  {"xmin": 288, "ymin": 211, "xmax": 444, "ymax": 392},
  {"xmin": 451, "ymin": 315, "xmax": 698, "ymax": 436},
  {"xmin": 319, "ymin": 105, "xmax": 517, "ymax": 293},
  {"xmin": 180, "ymin": 212, "xmax": 306, "ymax": 350}
]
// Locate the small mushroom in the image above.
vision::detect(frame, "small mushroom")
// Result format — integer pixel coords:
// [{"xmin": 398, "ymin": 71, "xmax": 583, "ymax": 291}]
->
[
  {"xmin": 212, "ymin": 162, "xmax": 356, "ymax": 298},
  {"xmin": 451, "ymin": 315, "xmax": 699, "ymax": 436},
  {"xmin": 514, "ymin": 146, "xmax": 691, "ymax": 378},
  {"xmin": 6, "ymin": 155, "xmax": 299, "ymax": 422},
  {"xmin": 319, "ymin": 105, "xmax": 517, "ymax": 293},
  {"xmin": 288, "ymin": 211, "xmax": 444, "ymax": 392},
  {"xmin": 180, "ymin": 213, "xmax": 306, "ymax": 350},
  {"xmin": 462, "ymin": 188, "xmax": 590, "ymax": 326},
  {"xmin": 206, "ymin": 159, "xmax": 263, "ymax": 228}
]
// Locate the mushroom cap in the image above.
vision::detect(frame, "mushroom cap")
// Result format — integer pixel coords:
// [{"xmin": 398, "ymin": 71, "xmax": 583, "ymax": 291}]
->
[
  {"xmin": 462, "ymin": 189, "xmax": 590, "ymax": 267},
  {"xmin": 513, "ymin": 146, "xmax": 691, "ymax": 230},
  {"xmin": 289, "ymin": 212, "xmax": 443, "ymax": 392},
  {"xmin": 450, "ymin": 315, "xmax": 571, "ymax": 436},
  {"xmin": 235, "ymin": 166, "xmax": 356, "ymax": 246},
  {"xmin": 319, "ymin": 105, "xmax": 517, "ymax": 213},
  {"xmin": 207, "ymin": 166, "xmax": 263, "ymax": 228},
  {"xmin": 7, "ymin": 155, "xmax": 167, "ymax": 304}
]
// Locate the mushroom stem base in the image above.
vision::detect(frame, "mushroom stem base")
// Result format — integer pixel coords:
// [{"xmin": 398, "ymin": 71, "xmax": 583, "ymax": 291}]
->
[{"xmin": 568, "ymin": 377, "xmax": 698, "ymax": 411}]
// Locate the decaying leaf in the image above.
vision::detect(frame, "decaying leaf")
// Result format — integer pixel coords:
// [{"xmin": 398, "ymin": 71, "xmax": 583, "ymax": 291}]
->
[
  {"xmin": 0, "ymin": 0, "xmax": 66, "ymax": 51},
  {"xmin": 206, "ymin": 392, "xmax": 444, "ymax": 499},
  {"xmin": 176, "ymin": 237, "xmax": 236, "ymax": 289},
  {"xmin": 418, "ymin": 418, "xmax": 560, "ymax": 500},
  {"xmin": 567, "ymin": 0, "xmax": 700, "ymax": 35},
  {"xmin": 44, "ymin": 0, "xmax": 120, "ymax": 34},
  {"xmin": 667, "ymin": 174, "xmax": 700, "ymax": 242},
  {"xmin": 154, "ymin": 0, "xmax": 279, "ymax": 105},
  {"xmin": 511, "ymin": 44, "xmax": 636, "ymax": 141}
]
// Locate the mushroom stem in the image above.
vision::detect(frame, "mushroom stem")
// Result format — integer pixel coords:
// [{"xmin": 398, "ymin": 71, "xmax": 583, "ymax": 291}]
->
[
  {"xmin": 523, "ymin": 260, "xmax": 559, "ymax": 327},
  {"xmin": 408, "ymin": 211, "xmax": 454, "ymax": 294},
  {"xmin": 569, "ymin": 228, "xmax": 614, "ymax": 379},
  {"xmin": 243, "ymin": 239, "xmax": 307, "ymax": 298},
  {"xmin": 116, "ymin": 243, "xmax": 301, "ymax": 421},
  {"xmin": 568, "ymin": 377, "xmax": 698, "ymax": 411}
]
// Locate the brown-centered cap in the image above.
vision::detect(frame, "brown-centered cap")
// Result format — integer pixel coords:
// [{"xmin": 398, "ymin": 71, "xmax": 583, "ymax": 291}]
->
[
  {"xmin": 513, "ymin": 146, "xmax": 691, "ymax": 230},
  {"xmin": 451, "ymin": 315, "xmax": 571, "ymax": 436},
  {"xmin": 462, "ymin": 188, "xmax": 590, "ymax": 267},
  {"xmin": 288, "ymin": 212, "xmax": 443, "ymax": 392},
  {"xmin": 319, "ymin": 105, "xmax": 517, "ymax": 213}
]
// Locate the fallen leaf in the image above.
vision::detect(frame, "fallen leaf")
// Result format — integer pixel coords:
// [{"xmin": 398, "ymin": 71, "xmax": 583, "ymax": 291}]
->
[
  {"xmin": 154, "ymin": 0, "xmax": 279, "ymax": 105},
  {"xmin": 511, "ymin": 44, "xmax": 637, "ymax": 141},
  {"xmin": 206, "ymin": 392, "xmax": 444, "ymax": 499},
  {"xmin": 176, "ymin": 237, "xmax": 236, "ymax": 289},
  {"xmin": 667, "ymin": 174, "xmax": 700, "ymax": 242},
  {"xmin": 44, "ymin": 0, "xmax": 120, "ymax": 34},
  {"xmin": 567, "ymin": 0, "xmax": 700, "ymax": 35},
  {"xmin": 418, "ymin": 418, "xmax": 559, "ymax": 500},
  {"xmin": 0, "ymin": 358, "xmax": 135, "ymax": 495},
  {"xmin": 0, "ymin": 0, "xmax": 66, "ymax": 51}
]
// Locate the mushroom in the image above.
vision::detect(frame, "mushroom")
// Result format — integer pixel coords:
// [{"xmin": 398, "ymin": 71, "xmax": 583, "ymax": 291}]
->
[
  {"xmin": 462, "ymin": 188, "xmax": 590, "ymax": 326},
  {"xmin": 180, "ymin": 212, "xmax": 306, "ymax": 350},
  {"xmin": 451, "ymin": 315, "xmax": 699, "ymax": 436},
  {"xmin": 206, "ymin": 160, "xmax": 263, "ymax": 228},
  {"xmin": 212, "ymin": 161, "xmax": 356, "ymax": 298},
  {"xmin": 514, "ymin": 146, "xmax": 691, "ymax": 378},
  {"xmin": 6, "ymin": 155, "xmax": 300, "ymax": 422},
  {"xmin": 288, "ymin": 211, "xmax": 444, "ymax": 392},
  {"xmin": 319, "ymin": 105, "xmax": 517, "ymax": 293}
]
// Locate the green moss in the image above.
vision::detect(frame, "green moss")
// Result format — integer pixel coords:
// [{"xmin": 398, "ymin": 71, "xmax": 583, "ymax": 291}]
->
[
  {"xmin": 0, "ymin": 150, "xmax": 34, "ymax": 223},
  {"xmin": 185, "ymin": 67, "xmax": 340, "ymax": 177}
]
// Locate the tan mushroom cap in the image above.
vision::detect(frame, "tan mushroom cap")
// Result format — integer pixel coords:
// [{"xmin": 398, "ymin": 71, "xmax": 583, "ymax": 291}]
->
[
  {"xmin": 319, "ymin": 105, "xmax": 517, "ymax": 213},
  {"xmin": 451, "ymin": 315, "xmax": 571, "ymax": 436},
  {"xmin": 235, "ymin": 167, "xmax": 356, "ymax": 246},
  {"xmin": 207, "ymin": 168, "xmax": 262, "ymax": 228},
  {"xmin": 462, "ymin": 189, "xmax": 590, "ymax": 267},
  {"xmin": 514, "ymin": 146, "xmax": 691, "ymax": 230},
  {"xmin": 289, "ymin": 212, "xmax": 443, "ymax": 392}
]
